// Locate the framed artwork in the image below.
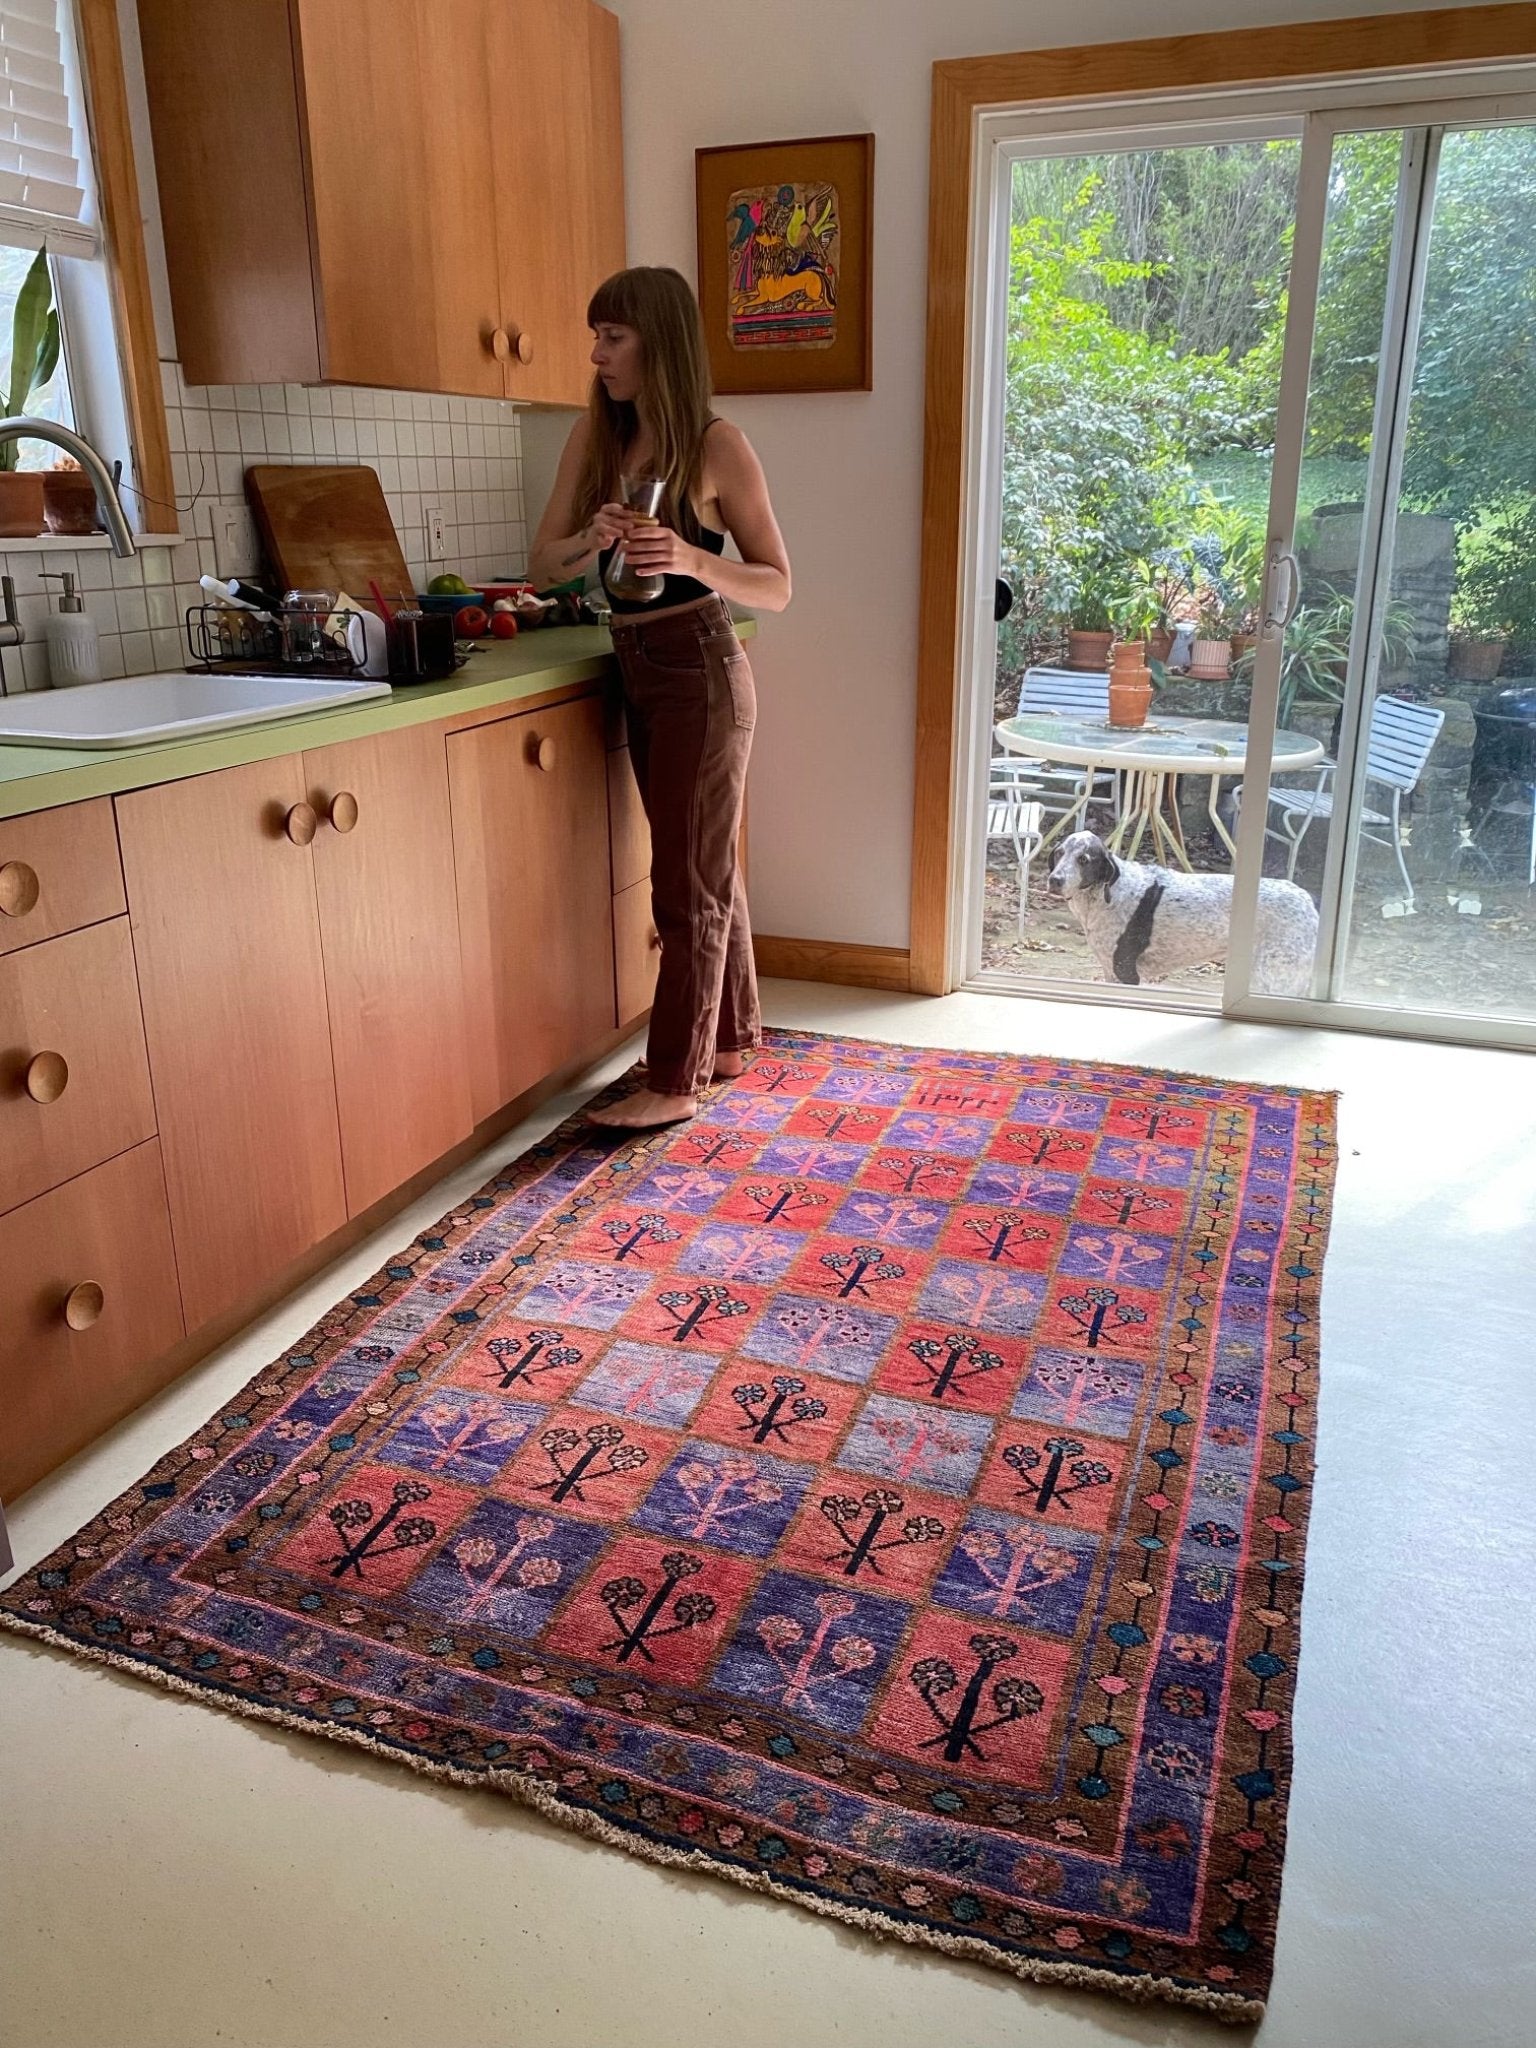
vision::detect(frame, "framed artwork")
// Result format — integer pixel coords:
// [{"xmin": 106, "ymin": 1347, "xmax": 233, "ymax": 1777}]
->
[{"xmin": 695, "ymin": 132, "xmax": 874, "ymax": 394}]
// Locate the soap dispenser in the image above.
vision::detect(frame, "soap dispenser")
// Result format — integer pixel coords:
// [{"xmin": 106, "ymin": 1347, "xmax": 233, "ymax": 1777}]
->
[{"xmin": 39, "ymin": 570, "xmax": 102, "ymax": 687}]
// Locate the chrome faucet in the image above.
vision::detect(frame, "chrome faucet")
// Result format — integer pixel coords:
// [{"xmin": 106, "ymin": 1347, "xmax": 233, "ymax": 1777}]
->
[{"xmin": 0, "ymin": 417, "xmax": 136, "ymax": 649}]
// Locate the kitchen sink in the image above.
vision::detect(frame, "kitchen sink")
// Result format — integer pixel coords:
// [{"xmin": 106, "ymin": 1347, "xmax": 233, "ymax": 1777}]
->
[{"xmin": 0, "ymin": 672, "xmax": 392, "ymax": 749}]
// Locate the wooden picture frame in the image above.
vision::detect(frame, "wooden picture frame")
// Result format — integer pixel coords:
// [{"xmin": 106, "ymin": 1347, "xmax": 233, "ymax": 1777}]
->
[{"xmin": 695, "ymin": 132, "xmax": 873, "ymax": 394}]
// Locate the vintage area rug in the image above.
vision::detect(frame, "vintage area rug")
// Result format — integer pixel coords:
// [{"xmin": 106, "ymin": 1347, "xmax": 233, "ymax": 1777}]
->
[{"xmin": 0, "ymin": 1030, "xmax": 1337, "ymax": 2020}]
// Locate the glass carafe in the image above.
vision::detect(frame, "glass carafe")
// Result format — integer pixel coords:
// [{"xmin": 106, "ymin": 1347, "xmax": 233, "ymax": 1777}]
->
[{"xmin": 603, "ymin": 474, "xmax": 666, "ymax": 603}]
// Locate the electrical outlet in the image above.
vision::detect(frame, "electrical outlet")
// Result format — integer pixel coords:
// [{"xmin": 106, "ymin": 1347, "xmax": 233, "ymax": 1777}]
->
[
  {"xmin": 210, "ymin": 503, "xmax": 249, "ymax": 579},
  {"xmin": 425, "ymin": 506, "xmax": 446, "ymax": 561}
]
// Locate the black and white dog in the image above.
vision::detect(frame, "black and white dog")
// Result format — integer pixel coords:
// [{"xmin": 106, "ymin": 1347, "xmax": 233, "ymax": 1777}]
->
[{"xmin": 1047, "ymin": 831, "xmax": 1318, "ymax": 996}]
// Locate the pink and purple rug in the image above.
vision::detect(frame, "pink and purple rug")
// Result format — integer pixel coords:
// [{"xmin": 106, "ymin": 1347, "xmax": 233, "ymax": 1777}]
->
[{"xmin": 0, "ymin": 1029, "xmax": 1336, "ymax": 2020}]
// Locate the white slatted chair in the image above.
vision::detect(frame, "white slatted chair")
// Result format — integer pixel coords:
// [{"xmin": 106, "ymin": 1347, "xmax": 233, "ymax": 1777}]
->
[
  {"xmin": 997, "ymin": 666, "xmax": 1120, "ymax": 834},
  {"xmin": 1246, "ymin": 695, "xmax": 1445, "ymax": 912},
  {"xmin": 987, "ymin": 759, "xmax": 1045, "ymax": 934}
]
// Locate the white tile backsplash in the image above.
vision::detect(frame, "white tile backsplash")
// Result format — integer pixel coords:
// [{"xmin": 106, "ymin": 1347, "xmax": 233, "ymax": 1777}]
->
[{"xmin": 0, "ymin": 356, "xmax": 529, "ymax": 692}]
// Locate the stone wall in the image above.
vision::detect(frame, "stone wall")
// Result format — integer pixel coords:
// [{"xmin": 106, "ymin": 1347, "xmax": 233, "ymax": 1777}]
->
[{"xmin": 1300, "ymin": 507, "xmax": 1457, "ymax": 682}]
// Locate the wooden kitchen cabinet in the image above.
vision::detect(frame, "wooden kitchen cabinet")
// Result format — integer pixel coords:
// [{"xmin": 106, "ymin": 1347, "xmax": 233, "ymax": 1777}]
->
[
  {"xmin": 0, "ymin": 796, "xmax": 124, "ymax": 958},
  {"xmin": 0, "ymin": 1139, "xmax": 185, "ymax": 1501},
  {"xmin": 449, "ymin": 694, "xmax": 616, "ymax": 1122},
  {"xmin": 303, "ymin": 723, "xmax": 474, "ymax": 1218},
  {"xmin": 136, "ymin": 0, "xmax": 624, "ymax": 402},
  {"xmin": 0, "ymin": 919, "xmax": 158, "ymax": 1217},
  {"xmin": 116, "ymin": 757, "xmax": 349, "ymax": 1334}
]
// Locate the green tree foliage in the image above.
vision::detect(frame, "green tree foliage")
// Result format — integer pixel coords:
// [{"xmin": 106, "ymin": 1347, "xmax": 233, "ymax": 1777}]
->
[{"xmin": 1001, "ymin": 167, "xmax": 1269, "ymax": 627}]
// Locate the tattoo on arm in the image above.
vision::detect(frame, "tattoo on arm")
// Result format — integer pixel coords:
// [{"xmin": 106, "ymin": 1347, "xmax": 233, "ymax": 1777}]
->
[{"xmin": 559, "ymin": 543, "xmax": 590, "ymax": 568}]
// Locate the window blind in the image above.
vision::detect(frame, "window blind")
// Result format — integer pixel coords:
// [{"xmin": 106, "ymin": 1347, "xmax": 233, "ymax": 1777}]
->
[{"xmin": 0, "ymin": 0, "xmax": 84, "ymax": 221}]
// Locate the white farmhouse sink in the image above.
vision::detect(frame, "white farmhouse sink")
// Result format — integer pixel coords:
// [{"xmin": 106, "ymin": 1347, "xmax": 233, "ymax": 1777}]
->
[{"xmin": 0, "ymin": 672, "xmax": 392, "ymax": 748}]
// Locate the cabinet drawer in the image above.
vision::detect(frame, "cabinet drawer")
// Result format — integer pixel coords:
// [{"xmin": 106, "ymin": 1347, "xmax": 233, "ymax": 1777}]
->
[
  {"xmin": 613, "ymin": 876, "xmax": 659, "ymax": 1027},
  {"xmin": 0, "ymin": 919, "xmax": 157, "ymax": 1216},
  {"xmin": 0, "ymin": 798, "xmax": 125, "ymax": 958},
  {"xmin": 0, "ymin": 1139, "xmax": 185, "ymax": 1500},
  {"xmin": 607, "ymin": 745, "xmax": 650, "ymax": 894}
]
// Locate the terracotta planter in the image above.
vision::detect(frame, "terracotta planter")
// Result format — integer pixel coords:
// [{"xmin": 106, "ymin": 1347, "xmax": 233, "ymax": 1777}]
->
[
  {"xmin": 1447, "ymin": 634, "xmax": 1505, "ymax": 682},
  {"xmin": 1066, "ymin": 628, "xmax": 1114, "ymax": 673},
  {"xmin": 1230, "ymin": 632, "xmax": 1257, "ymax": 662},
  {"xmin": 1188, "ymin": 636, "xmax": 1233, "ymax": 681},
  {"xmin": 0, "ymin": 470, "xmax": 45, "ymax": 539},
  {"xmin": 42, "ymin": 470, "xmax": 100, "ymax": 537},
  {"xmin": 1109, "ymin": 640, "xmax": 1153, "ymax": 728},
  {"xmin": 1149, "ymin": 626, "xmax": 1175, "ymax": 663}
]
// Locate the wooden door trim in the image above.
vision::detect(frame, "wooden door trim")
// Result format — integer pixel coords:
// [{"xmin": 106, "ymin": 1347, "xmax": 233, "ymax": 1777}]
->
[
  {"xmin": 911, "ymin": 3, "xmax": 1536, "ymax": 995},
  {"xmin": 75, "ymin": 0, "xmax": 178, "ymax": 535}
]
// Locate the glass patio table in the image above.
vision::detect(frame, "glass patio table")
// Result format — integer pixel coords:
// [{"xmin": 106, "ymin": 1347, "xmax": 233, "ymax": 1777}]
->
[{"xmin": 994, "ymin": 713, "xmax": 1326, "ymax": 868}]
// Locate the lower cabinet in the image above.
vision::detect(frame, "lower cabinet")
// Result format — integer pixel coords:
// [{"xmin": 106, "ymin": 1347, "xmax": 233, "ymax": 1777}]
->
[
  {"xmin": 0, "ymin": 1140, "xmax": 184, "ymax": 1500},
  {"xmin": 116, "ymin": 754, "xmax": 350, "ymax": 1334},
  {"xmin": 613, "ymin": 875, "xmax": 660, "ymax": 1027},
  {"xmin": 449, "ymin": 694, "xmax": 617, "ymax": 1122},
  {"xmin": 303, "ymin": 724, "xmax": 473, "ymax": 1217}
]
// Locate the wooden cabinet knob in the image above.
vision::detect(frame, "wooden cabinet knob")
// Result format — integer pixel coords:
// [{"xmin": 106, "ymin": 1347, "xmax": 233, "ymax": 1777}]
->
[
  {"xmin": 327, "ymin": 791, "xmax": 360, "ymax": 833},
  {"xmin": 491, "ymin": 326, "xmax": 512, "ymax": 362},
  {"xmin": 0, "ymin": 858, "xmax": 39, "ymax": 917},
  {"xmin": 284, "ymin": 802, "xmax": 317, "ymax": 846},
  {"xmin": 514, "ymin": 330, "xmax": 534, "ymax": 365},
  {"xmin": 531, "ymin": 735, "xmax": 557, "ymax": 772},
  {"xmin": 64, "ymin": 1281, "xmax": 104, "ymax": 1331},
  {"xmin": 25, "ymin": 1049, "xmax": 69, "ymax": 1103},
  {"xmin": 648, "ymin": 928, "xmax": 661, "ymax": 951}
]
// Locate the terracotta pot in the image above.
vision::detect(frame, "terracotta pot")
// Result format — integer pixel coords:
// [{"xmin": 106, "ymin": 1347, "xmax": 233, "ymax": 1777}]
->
[
  {"xmin": 42, "ymin": 470, "xmax": 100, "ymax": 537},
  {"xmin": 1188, "ymin": 636, "xmax": 1233, "ymax": 680},
  {"xmin": 1066, "ymin": 628, "xmax": 1114, "ymax": 673},
  {"xmin": 1230, "ymin": 632, "xmax": 1257, "ymax": 661},
  {"xmin": 1149, "ymin": 626, "xmax": 1175, "ymax": 663},
  {"xmin": 0, "ymin": 470, "xmax": 45, "ymax": 539},
  {"xmin": 1109, "ymin": 640, "xmax": 1153, "ymax": 727},
  {"xmin": 1447, "ymin": 634, "xmax": 1505, "ymax": 682}
]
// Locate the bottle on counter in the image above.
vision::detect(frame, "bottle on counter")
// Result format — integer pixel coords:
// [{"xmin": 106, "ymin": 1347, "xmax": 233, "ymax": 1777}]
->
[{"xmin": 39, "ymin": 570, "xmax": 101, "ymax": 686}]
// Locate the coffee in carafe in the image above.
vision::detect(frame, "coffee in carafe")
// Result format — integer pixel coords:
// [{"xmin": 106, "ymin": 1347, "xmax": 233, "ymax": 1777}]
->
[{"xmin": 603, "ymin": 474, "xmax": 667, "ymax": 603}]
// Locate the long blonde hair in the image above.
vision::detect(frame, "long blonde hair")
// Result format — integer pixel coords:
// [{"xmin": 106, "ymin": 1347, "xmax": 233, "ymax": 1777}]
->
[{"xmin": 574, "ymin": 267, "xmax": 713, "ymax": 543}]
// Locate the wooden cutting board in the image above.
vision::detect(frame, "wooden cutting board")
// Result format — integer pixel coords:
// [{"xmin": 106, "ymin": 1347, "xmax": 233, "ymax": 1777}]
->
[{"xmin": 246, "ymin": 464, "xmax": 414, "ymax": 601}]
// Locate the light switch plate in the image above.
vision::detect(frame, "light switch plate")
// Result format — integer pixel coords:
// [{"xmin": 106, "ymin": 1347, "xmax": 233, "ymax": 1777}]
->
[
  {"xmin": 425, "ymin": 506, "xmax": 446, "ymax": 561},
  {"xmin": 209, "ymin": 503, "xmax": 253, "ymax": 579}
]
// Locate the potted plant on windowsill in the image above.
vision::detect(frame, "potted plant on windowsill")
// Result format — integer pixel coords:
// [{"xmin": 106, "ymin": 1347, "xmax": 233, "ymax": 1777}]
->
[{"xmin": 0, "ymin": 248, "xmax": 61, "ymax": 540}]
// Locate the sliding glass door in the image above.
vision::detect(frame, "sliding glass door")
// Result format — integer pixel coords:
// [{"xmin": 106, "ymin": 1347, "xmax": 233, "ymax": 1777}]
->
[
  {"xmin": 1229, "ymin": 103, "xmax": 1536, "ymax": 1046},
  {"xmin": 965, "ymin": 73, "xmax": 1536, "ymax": 1049}
]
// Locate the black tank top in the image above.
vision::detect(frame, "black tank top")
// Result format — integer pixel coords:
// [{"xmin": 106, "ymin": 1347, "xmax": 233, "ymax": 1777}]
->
[{"xmin": 600, "ymin": 520, "xmax": 726, "ymax": 614}]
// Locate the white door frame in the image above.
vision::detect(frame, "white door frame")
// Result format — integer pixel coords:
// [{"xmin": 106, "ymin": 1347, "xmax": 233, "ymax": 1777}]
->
[{"xmin": 957, "ymin": 65, "xmax": 1536, "ymax": 1051}]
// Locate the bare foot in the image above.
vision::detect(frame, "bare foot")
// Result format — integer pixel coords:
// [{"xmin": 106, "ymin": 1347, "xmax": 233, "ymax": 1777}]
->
[
  {"xmin": 588, "ymin": 1088, "xmax": 698, "ymax": 1130},
  {"xmin": 712, "ymin": 1050, "xmax": 745, "ymax": 1080}
]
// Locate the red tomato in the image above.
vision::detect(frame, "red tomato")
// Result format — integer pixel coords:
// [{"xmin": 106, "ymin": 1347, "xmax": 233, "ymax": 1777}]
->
[
  {"xmin": 455, "ymin": 605, "xmax": 489, "ymax": 637},
  {"xmin": 489, "ymin": 611, "xmax": 519, "ymax": 639}
]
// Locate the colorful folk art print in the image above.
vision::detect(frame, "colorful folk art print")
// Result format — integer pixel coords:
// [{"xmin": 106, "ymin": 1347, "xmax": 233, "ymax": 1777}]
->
[
  {"xmin": 727, "ymin": 181, "xmax": 839, "ymax": 350},
  {"xmin": 0, "ymin": 1032, "xmax": 1337, "ymax": 2022}
]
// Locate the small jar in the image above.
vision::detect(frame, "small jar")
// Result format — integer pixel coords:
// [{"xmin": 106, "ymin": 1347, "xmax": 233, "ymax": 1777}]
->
[{"xmin": 280, "ymin": 589, "xmax": 335, "ymax": 665}]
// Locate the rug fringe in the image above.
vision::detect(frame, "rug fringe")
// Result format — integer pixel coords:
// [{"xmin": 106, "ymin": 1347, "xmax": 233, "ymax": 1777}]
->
[{"xmin": 0, "ymin": 1610, "xmax": 1264, "ymax": 2024}]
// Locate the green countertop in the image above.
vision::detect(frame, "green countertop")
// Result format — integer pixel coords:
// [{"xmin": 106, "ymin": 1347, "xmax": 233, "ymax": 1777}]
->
[{"xmin": 0, "ymin": 626, "xmax": 623, "ymax": 821}]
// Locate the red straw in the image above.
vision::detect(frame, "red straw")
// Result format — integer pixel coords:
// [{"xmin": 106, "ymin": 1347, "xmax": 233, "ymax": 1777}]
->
[{"xmin": 369, "ymin": 579, "xmax": 394, "ymax": 621}]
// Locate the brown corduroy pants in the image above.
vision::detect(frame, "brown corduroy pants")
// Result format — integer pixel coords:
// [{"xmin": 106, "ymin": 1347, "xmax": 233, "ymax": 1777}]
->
[{"xmin": 609, "ymin": 593, "xmax": 760, "ymax": 1097}]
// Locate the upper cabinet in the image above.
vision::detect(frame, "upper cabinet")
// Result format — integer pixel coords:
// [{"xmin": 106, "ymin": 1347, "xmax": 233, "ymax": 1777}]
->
[{"xmin": 135, "ymin": 0, "xmax": 625, "ymax": 404}]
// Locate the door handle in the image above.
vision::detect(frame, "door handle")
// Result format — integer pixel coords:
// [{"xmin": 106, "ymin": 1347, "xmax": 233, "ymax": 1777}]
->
[{"xmin": 1261, "ymin": 545, "xmax": 1301, "ymax": 640}]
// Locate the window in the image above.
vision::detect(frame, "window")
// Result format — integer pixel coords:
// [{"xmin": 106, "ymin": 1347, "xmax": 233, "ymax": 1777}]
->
[{"xmin": 0, "ymin": 0, "xmax": 137, "ymax": 493}]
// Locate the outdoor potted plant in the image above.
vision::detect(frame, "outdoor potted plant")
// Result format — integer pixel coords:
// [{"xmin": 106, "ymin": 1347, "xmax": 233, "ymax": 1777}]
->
[
  {"xmin": 1188, "ymin": 590, "xmax": 1235, "ymax": 680},
  {"xmin": 1065, "ymin": 571, "xmax": 1115, "ymax": 672},
  {"xmin": 0, "ymin": 247, "xmax": 60, "ymax": 540},
  {"xmin": 1447, "ymin": 523, "xmax": 1520, "ymax": 681},
  {"xmin": 1107, "ymin": 581, "xmax": 1159, "ymax": 728}
]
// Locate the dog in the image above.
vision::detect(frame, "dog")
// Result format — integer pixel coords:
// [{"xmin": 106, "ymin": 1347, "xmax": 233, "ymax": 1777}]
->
[{"xmin": 1047, "ymin": 831, "xmax": 1318, "ymax": 996}]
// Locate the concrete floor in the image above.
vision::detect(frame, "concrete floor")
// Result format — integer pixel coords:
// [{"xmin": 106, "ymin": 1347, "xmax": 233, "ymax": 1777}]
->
[{"xmin": 3, "ymin": 983, "xmax": 1533, "ymax": 2048}]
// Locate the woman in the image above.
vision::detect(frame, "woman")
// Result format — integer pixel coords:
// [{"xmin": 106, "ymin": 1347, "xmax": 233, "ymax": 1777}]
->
[{"xmin": 529, "ymin": 266, "xmax": 792, "ymax": 1129}]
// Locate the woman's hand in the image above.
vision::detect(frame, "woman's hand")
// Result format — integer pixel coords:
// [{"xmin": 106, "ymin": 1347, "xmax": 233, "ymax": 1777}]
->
[
  {"xmin": 587, "ymin": 502, "xmax": 632, "ymax": 549},
  {"xmin": 620, "ymin": 524, "xmax": 703, "ymax": 580}
]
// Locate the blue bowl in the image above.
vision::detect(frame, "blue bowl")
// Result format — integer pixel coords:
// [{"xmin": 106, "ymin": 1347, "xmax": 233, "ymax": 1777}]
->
[{"xmin": 416, "ymin": 590, "xmax": 485, "ymax": 616}]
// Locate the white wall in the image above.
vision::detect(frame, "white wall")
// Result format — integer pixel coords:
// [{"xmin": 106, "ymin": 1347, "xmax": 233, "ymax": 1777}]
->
[{"xmin": 603, "ymin": 0, "xmax": 1473, "ymax": 950}]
